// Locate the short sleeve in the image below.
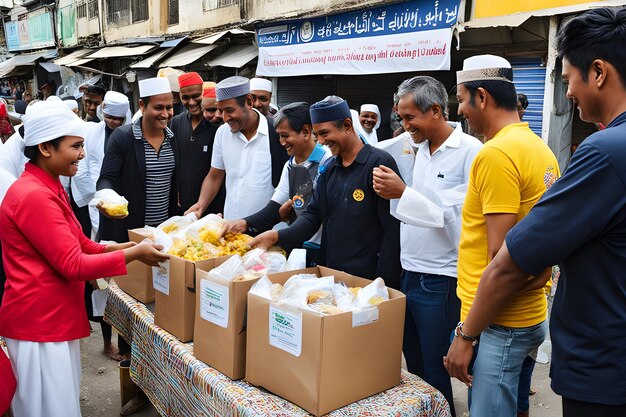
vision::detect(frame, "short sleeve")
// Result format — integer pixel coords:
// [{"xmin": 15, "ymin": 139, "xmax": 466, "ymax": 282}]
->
[
  {"xmin": 211, "ymin": 130, "xmax": 225, "ymax": 170},
  {"xmin": 271, "ymin": 162, "xmax": 290, "ymax": 203},
  {"xmin": 506, "ymin": 143, "xmax": 626, "ymax": 275},
  {"xmin": 473, "ymin": 146, "xmax": 520, "ymax": 215}
]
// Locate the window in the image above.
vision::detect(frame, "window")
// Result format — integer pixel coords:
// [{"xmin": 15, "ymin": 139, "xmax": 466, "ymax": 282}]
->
[
  {"xmin": 105, "ymin": 0, "xmax": 148, "ymax": 27},
  {"xmin": 77, "ymin": 1, "xmax": 87, "ymax": 19},
  {"xmin": 168, "ymin": 0, "xmax": 179, "ymax": 26},
  {"xmin": 131, "ymin": 0, "xmax": 148, "ymax": 23},
  {"xmin": 88, "ymin": 0, "xmax": 98, "ymax": 20},
  {"xmin": 203, "ymin": 0, "xmax": 238, "ymax": 11}
]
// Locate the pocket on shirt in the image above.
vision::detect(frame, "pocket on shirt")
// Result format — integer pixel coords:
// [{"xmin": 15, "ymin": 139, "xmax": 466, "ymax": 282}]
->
[
  {"xmin": 434, "ymin": 173, "xmax": 464, "ymax": 190},
  {"xmin": 250, "ymin": 151, "xmax": 272, "ymax": 189}
]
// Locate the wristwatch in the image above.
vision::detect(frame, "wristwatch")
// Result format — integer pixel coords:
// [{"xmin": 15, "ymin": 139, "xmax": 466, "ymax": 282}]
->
[{"xmin": 455, "ymin": 321, "xmax": 479, "ymax": 346}]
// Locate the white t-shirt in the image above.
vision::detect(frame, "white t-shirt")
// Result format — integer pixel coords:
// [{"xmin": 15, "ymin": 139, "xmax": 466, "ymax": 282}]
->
[
  {"xmin": 211, "ymin": 109, "xmax": 275, "ymax": 220},
  {"xmin": 392, "ymin": 124, "xmax": 482, "ymax": 277}
]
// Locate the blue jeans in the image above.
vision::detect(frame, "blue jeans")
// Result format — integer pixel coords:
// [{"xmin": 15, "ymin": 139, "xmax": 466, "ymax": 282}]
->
[
  {"xmin": 401, "ymin": 271, "xmax": 460, "ymax": 416},
  {"xmin": 470, "ymin": 321, "xmax": 547, "ymax": 417}
]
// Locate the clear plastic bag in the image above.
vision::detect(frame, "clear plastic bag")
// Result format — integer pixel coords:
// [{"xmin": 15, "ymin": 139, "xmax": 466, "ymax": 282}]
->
[
  {"xmin": 157, "ymin": 213, "xmax": 198, "ymax": 235},
  {"xmin": 90, "ymin": 189, "xmax": 128, "ymax": 217},
  {"xmin": 353, "ymin": 277, "xmax": 389, "ymax": 309},
  {"xmin": 208, "ymin": 255, "xmax": 246, "ymax": 282}
]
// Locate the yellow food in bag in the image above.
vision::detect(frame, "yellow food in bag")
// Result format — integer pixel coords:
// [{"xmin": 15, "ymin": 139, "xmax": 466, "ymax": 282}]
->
[{"xmin": 101, "ymin": 202, "xmax": 128, "ymax": 217}]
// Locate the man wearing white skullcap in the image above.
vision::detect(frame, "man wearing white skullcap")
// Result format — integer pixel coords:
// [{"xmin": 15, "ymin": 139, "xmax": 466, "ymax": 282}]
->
[
  {"xmin": 444, "ymin": 55, "xmax": 559, "ymax": 417},
  {"xmin": 249, "ymin": 77, "xmax": 273, "ymax": 116},
  {"xmin": 355, "ymin": 104, "xmax": 381, "ymax": 145},
  {"xmin": 158, "ymin": 67, "xmax": 185, "ymax": 116},
  {"xmin": 185, "ymin": 76, "xmax": 288, "ymax": 221}
]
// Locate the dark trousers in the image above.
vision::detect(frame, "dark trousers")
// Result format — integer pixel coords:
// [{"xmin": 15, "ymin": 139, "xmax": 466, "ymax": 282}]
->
[
  {"xmin": 563, "ymin": 397, "xmax": 626, "ymax": 417},
  {"xmin": 517, "ymin": 355, "xmax": 536, "ymax": 413},
  {"xmin": 402, "ymin": 271, "xmax": 460, "ymax": 417}
]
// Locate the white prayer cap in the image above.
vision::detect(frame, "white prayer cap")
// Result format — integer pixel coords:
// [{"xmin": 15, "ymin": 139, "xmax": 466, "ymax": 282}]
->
[
  {"xmin": 64, "ymin": 99, "xmax": 78, "ymax": 111},
  {"xmin": 102, "ymin": 91, "xmax": 130, "ymax": 118},
  {"xmin": 216, "ymin": 76, "xmax": 250, "ymax": 101},
  {"xmin": 23, "ymin": 100, "xmax": 86, "ymax": 146},
  {"xmin": 360, "ymin": 104, "xmax": 381, "ymax": 129},
  {"xmin": 250, "ymin": 77, "xmax": 272, "ymax": 93},
  {"xmin": 457, "ymin": 54, "xmax": 513, "ymax": 85},
  {"xmin": 157, "ymin": 67, "xmax": 184, "ymax": 92},
  {"xmin": 139, "ymin": 78, "xmax": 171, "ymax": 98},
  {"xmin": 46, "ymin": 96, "xmax": 62, "ymax": 102}
]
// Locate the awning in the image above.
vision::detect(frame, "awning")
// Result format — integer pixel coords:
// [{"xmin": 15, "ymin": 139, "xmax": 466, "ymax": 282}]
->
[
  {"xmin": 39, "ymin": 62, "xmax": 62, "ymax": 72},
  {"xmin": 194, "ymin": 29, "xmax": 254, "ymax": 45},
  {"xmin": 131, "ymin": 47, "xmax": 173, "ymax": 69},
  {"xmin": 54, "ymin": 49, "xmax": 94, "ymax": 66},
  {"xmin": 207, "ymin": 44, "xmax": 258, "ymax": 68},
  {"xmin": 67, "ymin": 58, "xmax": 97, "ymax": 67},
  {"xmin": 158, "ymin": 44, "xmax": 218, "ymax": 68},
  {"xmin": 88, "ymin": 45, "xmax": 157, "ymax": 59},
  {"xmin": 160, "ymin": 36, "xmax": 187, "ymax": 48},
  {"xmin": 0, "ymin": 50, "xmax": 57, "ymax": 78}
]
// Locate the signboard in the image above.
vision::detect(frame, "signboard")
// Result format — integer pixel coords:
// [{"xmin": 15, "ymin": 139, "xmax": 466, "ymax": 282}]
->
[
  {"xmin": 58, "ymin": 5, "xmax": 78, "ymax": 47},
  {"xmin": 5, "ymin": 10, "xmax": 56, "ymax": 52},
  {"xmin": 256, "ymin": 0, "xmax": 461, "ymax": 77},
  {"xmin": 5, "ymin": 21, "xmax": 20, "ymax": 52},
  {"xmin": 474, "ymin": 0, "xmax": 592, "ymax": 19}
]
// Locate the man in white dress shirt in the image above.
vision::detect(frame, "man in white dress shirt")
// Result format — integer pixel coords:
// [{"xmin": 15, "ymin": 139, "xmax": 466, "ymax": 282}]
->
[
  {"xmin": 373, "ymin": 76, "xmax": 482, "ymax": 416},
  {"xmin": 186, "ymin": 76, "xmax": 288, "ymax": 220}
]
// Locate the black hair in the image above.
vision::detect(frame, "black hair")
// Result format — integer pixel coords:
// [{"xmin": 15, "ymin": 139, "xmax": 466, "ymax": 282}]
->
[
  {"xmin": 234, "ymin": 94, "xmax": 248, "ymax": 108},
  {"xmin": 462, "ymin": 80, "xmax": 518, "ymax": 111},
  {"xmin": 517, "ymin": 93, "xmax": 529, "ymax": 110},
  {"xmin": 23, "ymin": 137, "xmax": 63, "ymax": 162},
  {"xmin": 557, "ymin": 7, "xmax": 626, "ymax": 84},
  {"xmin": 140, "ymin": 96, "xmax": 151, "ymax": 105},
  {"xmin": 273, "ymin": 102, "xmax": 311, "ymax": 132},
  {"xmin": 86, "ymin": 83, "xmax": 106, "ymax": 98}
]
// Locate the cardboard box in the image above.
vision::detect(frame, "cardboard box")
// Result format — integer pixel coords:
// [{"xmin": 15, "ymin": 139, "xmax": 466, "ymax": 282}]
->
[
  {"xmin": 193, "ymin": 258, "xmax": 262, "ymax": 380},
  {"xmin": 245, "ymin": 267, "xmax": 406, "ymax": 416},
  {"xmin": 113, "ymin": 229, "xmax": 155, "ymax": 303},
  {"xmin": 154, "ymin": 255, "xmax": 231, "ymax": 342}
]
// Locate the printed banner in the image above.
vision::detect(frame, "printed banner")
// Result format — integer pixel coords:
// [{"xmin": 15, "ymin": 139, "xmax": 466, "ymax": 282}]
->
[
  {"xmin": 256, "ymin": 0, "xmax": 460, "ymax": 77},
  {"xmin": 4, "ymin": 11, "xmax": 55, "ymax": 52},
  {"xmin": 5, "ymin": 21, "xmax": 19, "ymax": 52}
]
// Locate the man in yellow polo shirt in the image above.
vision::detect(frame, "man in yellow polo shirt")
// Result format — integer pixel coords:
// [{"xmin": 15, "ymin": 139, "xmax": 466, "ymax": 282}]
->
[{"xmin": 443, "ymin": 55, "xmax": 559, "ymax": 417}]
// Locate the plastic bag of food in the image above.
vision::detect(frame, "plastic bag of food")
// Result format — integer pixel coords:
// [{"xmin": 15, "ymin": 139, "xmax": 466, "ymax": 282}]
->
[
  {"xmin": 249, "ymin": 275, "xmax": 274, "ymax": 300},
  {"xmin": 174, "ymin": 213, "xmax": 224, "ymax": 244},
  {"xmin": 353, "ymin": 277, "xmax": 389, "ymax": 309},
  {"xmin": 265, "ymin": 251, "xmax": 288, "ymax": 274},
  {"xmin": 90, "ymin": 189, "xmax": 128, "ymax": 217},
  {"xmin": 242, "ymin": 248, "xmax": 266, "ymax": 272},
  {"xmin": 281, "ymin": 274, "xmax": 334, "ymax": 308},
  {"xmin": 334, "ymin": 282, "xmax": 357, "ymax": 311},
  {"xmin": 287, "ymin": 248, "xmax": 307, "ymax": 270},
  {"xmin": 157, "ymin": 213, "xmax": 198, "ymax": 235},
  {"xmin": 207, "ymin": 255, "xmax": 246, "ymax": 282}
]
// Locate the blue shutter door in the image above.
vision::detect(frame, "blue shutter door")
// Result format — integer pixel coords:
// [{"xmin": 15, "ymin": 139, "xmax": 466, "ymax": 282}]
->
[{"xmin": 510, "ymin": 57, "xmax": 546, "ymax": 137}]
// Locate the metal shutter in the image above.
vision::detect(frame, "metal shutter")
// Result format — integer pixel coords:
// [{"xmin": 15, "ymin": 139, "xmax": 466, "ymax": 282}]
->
[{"xmin": 511, "ymin": 57, "xmax": 546, "ymax": 136}]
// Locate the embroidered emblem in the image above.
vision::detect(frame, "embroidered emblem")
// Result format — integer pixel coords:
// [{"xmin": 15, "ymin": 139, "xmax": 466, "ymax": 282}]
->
[
  {"xmin": 292, "ymin": 195, "xmax": 305, "ymax": 209},
  {"xmin": 353, "ymin": 189, "xmax": 365, "ymax": 202}
]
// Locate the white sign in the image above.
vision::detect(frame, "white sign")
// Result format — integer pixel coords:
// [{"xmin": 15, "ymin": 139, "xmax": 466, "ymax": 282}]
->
[
  {"xmin": 152, "ymin": 261, "xmax": 170, "ymax": 295},
  {"xmin": 269, "ymin": 305, "xmax": 303, "ymax": 357},
  {"xmin": 257, "ymin": 27, "xmax": 452, "ymax": 77},
  {"xmin": 200, "ymin": 280, "xmax": 230, "ymax": 328}
]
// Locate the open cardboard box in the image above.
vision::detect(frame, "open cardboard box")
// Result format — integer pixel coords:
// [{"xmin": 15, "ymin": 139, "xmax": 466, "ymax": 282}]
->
[
  {"xmin": 193, "ymin": 258, "xmax": 262, "ymax": 380},
  {"xmin": 112, "ymin": 229, "xmax": 155, "ymax": 303},
  {"xmin": 245, "ymin": 266, "xmax": 405, "ymax": 416},
  {"xmin": 153, "ymin": 254, "xmax": 232, "ymax": 342}
]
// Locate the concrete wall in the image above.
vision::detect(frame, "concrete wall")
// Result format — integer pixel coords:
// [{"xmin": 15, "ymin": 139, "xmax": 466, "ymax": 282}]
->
[
  {"xmin": 165, "ymin": 2, "xmax": 241, "ymax": 34},
  {"xmin": 246, "ymin": 0, "xmax": 385, "ymax": 22}
]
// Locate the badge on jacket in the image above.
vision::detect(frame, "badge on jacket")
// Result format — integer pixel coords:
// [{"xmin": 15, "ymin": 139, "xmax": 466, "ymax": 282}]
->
[{"xmin": 353, "ymin": 189, "xmax": 364, "ymax": 202}]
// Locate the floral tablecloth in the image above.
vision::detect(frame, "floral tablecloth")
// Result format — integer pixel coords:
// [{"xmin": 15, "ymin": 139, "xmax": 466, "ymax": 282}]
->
[{"xmin": 104, "ymin": 284, "xmax": 452, "ymax": 417}]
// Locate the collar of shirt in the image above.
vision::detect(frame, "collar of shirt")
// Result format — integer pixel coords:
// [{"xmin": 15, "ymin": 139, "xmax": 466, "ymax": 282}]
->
[
  {"xmin": 24, "ymin": 162, "xmax": 66, "ymax": 199},
  {"xmin": 236, "ymin": 108, "xmax": 268, "ymax": 143},
  {"xmin": 333, "ymin": 143, "xmax": 371, "ymax": 167},
  {"xmin": 416, "ymin": 122, "xmax": 464, "ymax": 157},
  {"xmin": 492, "ymin": 122, "xmax": 530, "ymax": 141},
  {"xmin": 132, "ymin": 116, "xmax": 174, "ymax": 141},
  {"xmin": 608, "ymin": 110, "xmax": 626, "ymax": 128},
  {"xmin": 289, "ymin": 143, "xmax": 327, "ymax": 168}
]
